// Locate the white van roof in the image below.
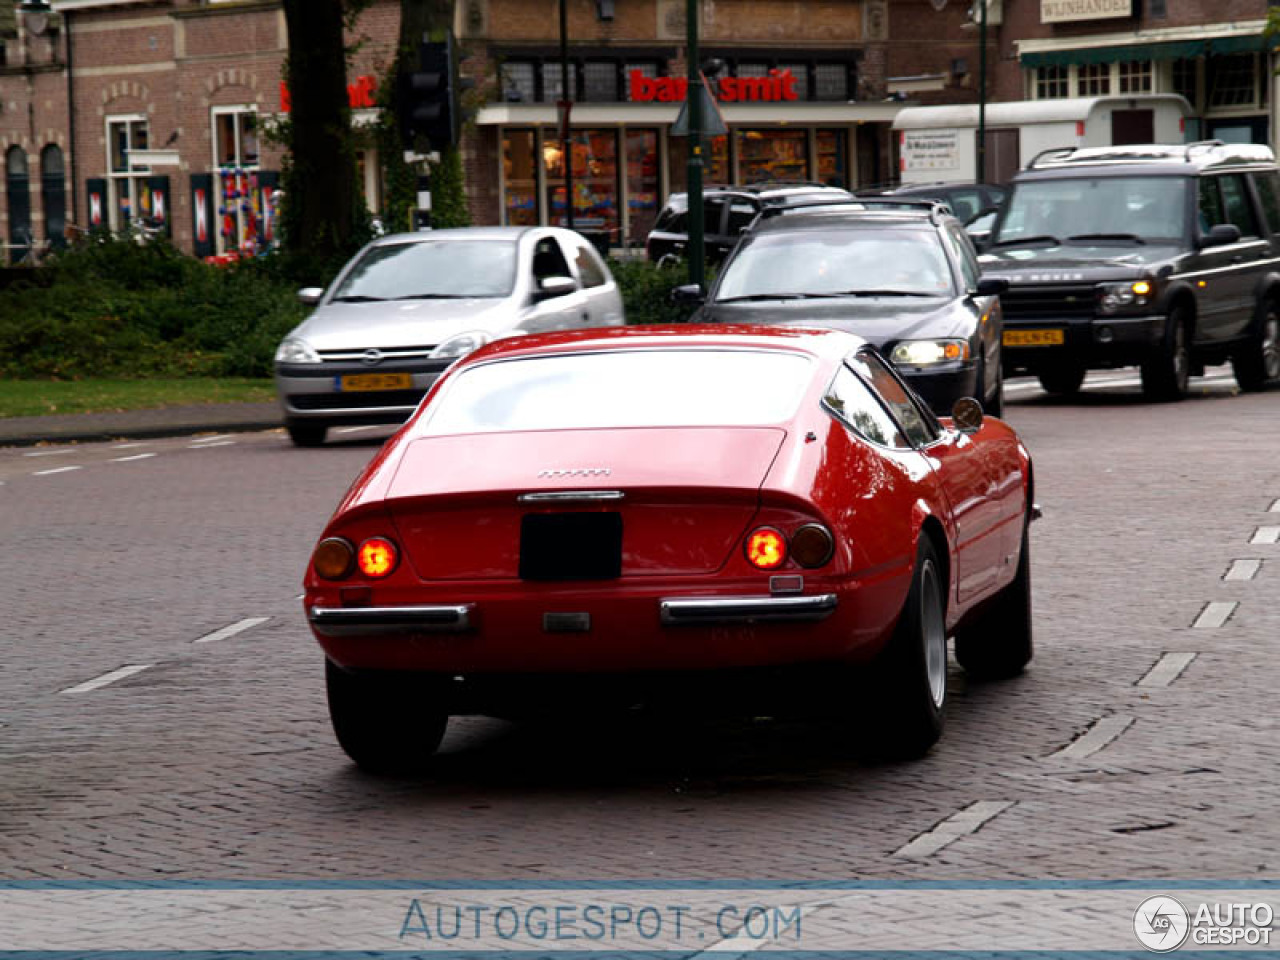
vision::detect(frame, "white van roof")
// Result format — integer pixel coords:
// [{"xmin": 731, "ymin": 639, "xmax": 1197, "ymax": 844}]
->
[{"xmin": 892, "ymin": 94, "xmax": 1191, "ymax": 131}]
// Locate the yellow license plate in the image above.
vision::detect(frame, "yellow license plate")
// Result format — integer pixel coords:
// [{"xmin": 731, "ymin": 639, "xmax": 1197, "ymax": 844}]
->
[
  {"xmin": 1003, "ymin": 329, "xmax": 1065, "ymax": 347},
  {"xmin": 337, "ymin": 372, "xmax": 413, "ymax": 392}
]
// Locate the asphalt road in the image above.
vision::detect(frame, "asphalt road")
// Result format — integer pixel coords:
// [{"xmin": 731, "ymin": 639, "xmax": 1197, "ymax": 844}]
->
[{"xmin": 2, "ymin": 369, "xmax": 1279, "ymax": 883}]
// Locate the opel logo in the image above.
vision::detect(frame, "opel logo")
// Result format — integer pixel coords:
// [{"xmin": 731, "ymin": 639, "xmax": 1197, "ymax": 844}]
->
[
  {"xmin": 361, "ymin": 349, "xmax": 384, "ymax": 366},
  {"xmin": 538, "ymin": 468, "xmax": 611, "ymax": 478}
]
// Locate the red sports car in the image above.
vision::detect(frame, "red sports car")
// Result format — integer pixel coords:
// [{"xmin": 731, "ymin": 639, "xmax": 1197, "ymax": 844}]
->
[{"xmin": 305, "ymin": 325, "xmax": 1035, "ymax": 773}]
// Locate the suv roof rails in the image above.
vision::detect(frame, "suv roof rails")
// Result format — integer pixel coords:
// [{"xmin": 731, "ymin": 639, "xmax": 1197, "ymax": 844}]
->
[
  {"xmin": 1028, "ymin": 140, "xmax": 1275, "ymax": 170},
  {"xmin": 753, "ymin": 195, "xmax": 951, "ymax": 224}
]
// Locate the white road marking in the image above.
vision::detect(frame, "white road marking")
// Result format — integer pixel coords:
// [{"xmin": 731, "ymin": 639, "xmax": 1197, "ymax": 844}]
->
[
  {"xmin": 1192, "ymin": 602, "xmax": 1237, "ymax": 629},
  {"xmin": 60, "ymin": 664, "xmax": 151, "ymax": 694},
  {"xmin": 188, "ymin": 440, "xmax": 235, "ymax": 449},
  {"xmin": 1251, "ymin": 526, "xmax": 1280, "ymax": 545},
  {"xmin": 1271, "ymin": 498, "xmax": 1280, "ymax": 513},
  {"xmin": 1003, "ymin": 371, "xmax": 1235, "ymax": 396},
  {"xmin": 1047, "ymin": 715, "xmax": 1134, "ymax": 761},
  {"xmin": 111, "ymin": 442, "xmax": 149, "ymax": 450},
  {"xmin": 1137, "ymin": 651, "xmax": 1199, "ymax": 688},
  {"xmin": 189, "ymin": 434, "xmax": 232, "ymax": 444},
  {"xmin": 33, "ymin": 465, "xmax": 82, "ymax": 476},
  {"xmin": 892, "ymin": 800, "xmax": 1014, "ymax": 859},
  {"xmin": 23, "ymin": 449, "xmax": 70, "ymax": 458},
  {"xmin": 1224, "ymin": 559, "xmax": 1262, "ymax": 582},
  {"xmin": 193, "ymin": 616, "xmax": 270, "ymax": 645},
  {"xmin": 334, "ymin": 425, "xmax": 380, "ymax": 434},
  {"xmin": 110, "ymin": 453, "xmax": 157, "ymax": 463}
]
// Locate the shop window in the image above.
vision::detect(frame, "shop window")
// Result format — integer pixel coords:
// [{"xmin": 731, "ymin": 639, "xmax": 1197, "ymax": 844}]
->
[
  {"xmin": 1077, "ymin": 63, "xmax": 1110, "ymax": 97},
  {"xmin": 1172, "ymin": 58, "xmax": 1199, "ymax": 108},
  {"xmin": 625, "ymin": 128, "xmax": 659, "ymax": 245},
  {"xmin": 737, "ymin": 129, "xmax": 807, "ymax": 182},
  {"xmin": 1208, "ymin": 54, "xmax": 1257, "ymax": 107},
  {"xmin": 817, "ymin": 129, "xmax": 847, "ymax": 188},
  {"xmin": 814, "ymin": 64, "xmax": 849, "ymax": 101},
  {"xmin": 5, "ymin": 146, "xmax": 31, "ymax": 264},
  {"xmin": 1118, "ymin": 60, "xmax": 1152, "ymax": 94},
  {"xmin": 545, "ymin": 128, "xmax": 619, "ymax": 242},
  {"xmin": 625, "ymin": 62, "xmax": 659, "ymax": 102},
  {"xmin": 736, "ymin": 62, "xmax": 769, "ymax": 79},
  {"xmin": 503, "ymin": 129, "xmax": 538, "ymax": 226},
  {"xmin": 501, "ymin": 61, "xmax": 536, "ymax": 102},
  {"xmin": 1035, "ymin": 65, "xmax": 1068, "ymax": 99},
  {"xmin": 582, "ymin": 61, "xmax": 618, "ymax": 102},
  {"xmin": 106, "ymin": 115, "xmax": 150, "ymax": 231},
  {"xmin": 541, "ymin": 62, "xmax": 577, "ymax": 102},
  {"xmin": 212, "ymin": 106, "xmax": 262, "ymax": 254},
  {"xmin": 40, "ymin": 144, "xmax": 66, "ymax": 248},
  {"xmin": 779, "ymin": 62, "xmax": 809, "ymax": 100}
]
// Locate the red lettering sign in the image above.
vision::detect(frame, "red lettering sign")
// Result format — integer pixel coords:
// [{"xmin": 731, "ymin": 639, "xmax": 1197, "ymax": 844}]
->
[
  {"xmin": 280, "ymin": 75, "xmax": 378, "ymax": 113},
  {"xmin": 628, "ymin": 69, "xmax": 798, "ymax": 103}
]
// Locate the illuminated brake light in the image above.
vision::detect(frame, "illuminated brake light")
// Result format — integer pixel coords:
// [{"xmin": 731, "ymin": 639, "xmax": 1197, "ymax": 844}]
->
[
  {"xmin": 313, "ymin": 537, "xmax": 355, "ymax": 580},
  {"xmin": 357, "ymin": 537, "xmax": 398, "ymax": 578},
  {"xmin": 746, "ymin": 527, "xmax": 787, "ymax": 570}
]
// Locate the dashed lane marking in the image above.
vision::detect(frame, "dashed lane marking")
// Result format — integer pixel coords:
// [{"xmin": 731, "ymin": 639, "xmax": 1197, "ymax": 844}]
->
[
  {"xmin": 110, "ymin": 453, "xmax": 157, "ymax": 463},
  {"xmin": 892, "ymin": 800, "xmax": 1015, "ymax": 859},
  {"xmin": 193, "ymin": 616, "xmax": 270, "ymax": 645},
  {"xmin": 1224, "ymin": 559, "xmax": 1262, "ymax": 582},
  {"xmin": 22, "ymin": 449, "xmax": 71, "ymax": 458},
  {"xmin": 1047, "ymin": 715, "xmax": 1135, "ymax": 761},
  {"xmin": 1271, "ymin": 499, "xmax": 1280, "ymax": 513},
  {"xmin": 60, "ymin": 664, "xmax": 151, "ymax": 694},
  {"xmin": 188, "ymin": 440, "xmax": 235, "ymax": 449},
  {"xmin": 1251, "ymin": 526, "xmax": 1280, "ymax": 545},
  {"xmin": 334, "ymin": 425, "xmax": 382, "ymax": 434},
  {"xmin": 1192, "ymin": 601, "xmax": 1237, "ymax": 629},
  {"xmin": 33, "ymin": 465, "xmax": 82, "ymax": 476},
  {"xmin": 189, "ymin": 434, "xmax": 232, "ymax": 444},
  {"xmin": 1137, "ymin": 651, "xmax": 1199, "ymax": 688},
  {"xmin": 111, "ymin": 442, "xmax": 150, "ymax": 450}
]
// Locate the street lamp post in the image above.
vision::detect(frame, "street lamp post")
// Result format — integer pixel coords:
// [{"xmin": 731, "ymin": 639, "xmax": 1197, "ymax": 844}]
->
[
  {"xmin": 976, "ymin": 0, "xmax": 987, "ymax": 183},
  {"xmin": 559, "ymin": 0, "xmax": 574, "ymax": 230},
  {"xmin": 686, "ymin": 0, "xmax": 704, "ymax": 291}
]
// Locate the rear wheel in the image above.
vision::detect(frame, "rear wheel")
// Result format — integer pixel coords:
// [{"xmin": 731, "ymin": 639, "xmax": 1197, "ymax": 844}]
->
[
  {"xmin": 1037, "ymin": 365, "xmax": 1085, "ymax": 397},
  {"xmin": 287, "ymin": 420, "xmax": 328, "ymax": 447},
  {"xmin": 863, "ymin": 538, "xmax": 948, "ymax": 759},
  {"xmin": 1141, "ymin": 305, "xmax": 1192, "ymax": 401},
  {"xmin": 325, "ymin": 660, "xmax": 448, "ymax": 775},
  {"xmin": 955, "ymin": 519, "xmax": 1033, "ymax": 680},
  {"xmin": 1232, "ymin": 300, "xmax": 1280, "ymax": 392}
]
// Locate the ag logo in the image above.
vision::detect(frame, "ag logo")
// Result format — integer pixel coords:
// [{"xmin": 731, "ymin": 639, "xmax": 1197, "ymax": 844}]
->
[{"xmin": 1134, "ymin": 896, "xmax": 1190, "ymax": 952}]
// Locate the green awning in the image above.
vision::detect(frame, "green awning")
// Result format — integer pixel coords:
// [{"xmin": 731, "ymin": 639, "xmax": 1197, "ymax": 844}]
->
[{"xmin": 1022, "ymin": 34, "xmax": 1271, "ymax": 69}]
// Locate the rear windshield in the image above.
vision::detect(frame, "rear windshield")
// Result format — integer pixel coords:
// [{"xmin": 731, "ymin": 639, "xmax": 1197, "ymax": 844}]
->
[{"xmin": 426, "ymin": 349, "xmax": 813, "ymax": 433}]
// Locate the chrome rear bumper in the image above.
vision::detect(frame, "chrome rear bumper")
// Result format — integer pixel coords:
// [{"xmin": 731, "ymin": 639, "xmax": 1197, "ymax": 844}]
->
[
  {"xmin": 309, "ymin": 604, "xmax": 473, "ymax": 637},
  {"xmin": 659, "ymin": 594, "xmax": 838, "ymax": 626}
]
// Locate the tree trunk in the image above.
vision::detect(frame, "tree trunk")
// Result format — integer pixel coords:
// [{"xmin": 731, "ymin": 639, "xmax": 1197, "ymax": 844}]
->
[{"xmin": 281, "ymin": 0, "xmax": 358, "ymax": 264}]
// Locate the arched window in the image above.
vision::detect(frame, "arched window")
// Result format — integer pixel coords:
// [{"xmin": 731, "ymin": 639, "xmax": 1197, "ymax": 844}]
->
[
  {"xmin": 41, "ymin": 144, "xmax": 67, "ymax": 249},
  {"xmin": 6, "ymin": 147, "xmax": 32, "ymax": 264}
]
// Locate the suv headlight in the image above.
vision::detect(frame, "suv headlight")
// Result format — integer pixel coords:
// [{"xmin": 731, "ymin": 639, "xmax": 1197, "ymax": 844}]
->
[
  {"xmin": 275, "ymin": 338, "xmax": 321, "ymax": 364},
  {"xmin": 430, "ymin": 331, "xmax": 492, "ymax": 360},
  {"xmin": 1097, "ymin": 280, "xmax": 1154, "ymax": 315},
  {"xmin": 890, "ymin": 339, "xmax": 970, "ymax": 366}
]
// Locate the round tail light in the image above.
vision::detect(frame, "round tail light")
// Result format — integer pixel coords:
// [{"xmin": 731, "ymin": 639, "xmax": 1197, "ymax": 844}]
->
[
  {"xmin": 313, "ymin": 537, "xmax": 355, "ymax": 580},
  {"xmin": 745, "ymin": 527, "xmax": 787, "ymax": 570},
  {"xmin": 790, "ymin": 524, "xmax": 835, "ymax": 568},
  {"xmin": 357, "ymin": 536, "xmax": 399, "ymax": 578}
]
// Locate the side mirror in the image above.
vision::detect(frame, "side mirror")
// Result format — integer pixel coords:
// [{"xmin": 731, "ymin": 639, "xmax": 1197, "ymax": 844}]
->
[
  {"xmin": 1200, "ymin": 223, "xmax": 1242, "ymax": 249},
  {"xmin": 951, "ymin": 396, "xmax": 984, "ymax": 435},
  {"xmin": 297, "ymin": 287, "xmax": 324, "ymax": 306},
  {"xmin": 975, "ymin": 276, "xmax": 1009, "ymax": 296},
  {"xmin": 670, "ymin": 283, "xmax": 706, "ymax": 305},
  {"xmin": 535, "ymin": 275, "xmax": 577, "ymax": 300}
]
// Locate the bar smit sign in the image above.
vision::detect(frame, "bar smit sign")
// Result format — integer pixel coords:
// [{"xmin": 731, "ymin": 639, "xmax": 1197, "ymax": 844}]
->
[
  {"xmin": 1041, "ymin": 0, "xmax": 1130, "ymax": 23},
  {"xmin": 629, "ymin": 69, "xmax": 799, "ymax": 103}
]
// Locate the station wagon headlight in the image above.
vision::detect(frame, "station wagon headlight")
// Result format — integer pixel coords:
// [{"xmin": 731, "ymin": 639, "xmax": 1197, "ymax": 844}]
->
[
  {"xmin": 1098, "ymin": 280, "xmax": 1154, "ymax": 314},
  {"xmin": 275, "ymin": 337, "xmax": 321, "ymax": 364},
  {"xmin": 430, "ymin": 331, "xmax": 492, "ymax": 360},
  {"xmin": 890, "ymin": 339, "xmax": 970, "ymax": 366}
]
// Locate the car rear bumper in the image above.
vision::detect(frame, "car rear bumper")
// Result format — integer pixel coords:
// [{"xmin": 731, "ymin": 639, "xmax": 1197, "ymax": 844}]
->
[{"xmin": 1001, "ymin": 314, "xmax": 1167, "ymax": 374}]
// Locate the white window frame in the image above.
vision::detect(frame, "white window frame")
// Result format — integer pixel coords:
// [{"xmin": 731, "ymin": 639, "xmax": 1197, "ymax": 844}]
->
[
  {"xmin": 105, "ymin": 113, "xmax": 150, "ymax": 232},
  {"xmin": 211, "ymin": 104, "xmax": 261, "ymax": 254}
]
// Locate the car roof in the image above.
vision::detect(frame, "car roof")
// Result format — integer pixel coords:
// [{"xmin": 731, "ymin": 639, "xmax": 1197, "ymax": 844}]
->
[
  {"xmin": 455, "ymin": 324, "xmax": 868, "ymax": 366},
  {"xmin": 750, "ymin": 207, "xmax": 945, "ymax": 235},
  {"xmin": 661, "ymin": 184, "xmax": 850, "ymax": 207},
  {"xmin": 367, "ymin": 225, "xmax": 551, "ymax": 247}
]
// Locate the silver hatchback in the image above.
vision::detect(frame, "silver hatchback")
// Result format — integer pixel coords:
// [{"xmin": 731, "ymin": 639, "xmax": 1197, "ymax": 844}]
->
[{"xmin": 274, "ymin": 226, "xmax": 625, "ymax": 445}]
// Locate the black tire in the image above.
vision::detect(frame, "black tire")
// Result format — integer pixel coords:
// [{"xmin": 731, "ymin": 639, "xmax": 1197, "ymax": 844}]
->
[
  {"xmin": 1232, "ymin": 299, "xmax": 1280, "ymax": 392},
  {"xmin": 325, "ymin": 660, "xmax": 448, "ymax": 775},
  {"xmin": 1140, "ymin": 304, "xmax": 1192, "ymax": 401},
  {"xmin": 287, "ymin": 420, "xmax": 328, "ymax": 447},
  {"xmin": 863, "ymin": 538, "xmax": 948, "ymax": 759},
  {"xmin": 1037, "ymin": 365, "xmax": 1086, "ymax": 396},
  {"xmin": 954, "ymin": 519, "xmax": 1033, "ymax": 680}
]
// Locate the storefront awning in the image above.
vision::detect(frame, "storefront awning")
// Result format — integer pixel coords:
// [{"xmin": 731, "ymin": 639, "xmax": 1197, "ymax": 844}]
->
[{"xmin": 1021, "ymin": 33, "xmax": 1271, "ymax": 68}]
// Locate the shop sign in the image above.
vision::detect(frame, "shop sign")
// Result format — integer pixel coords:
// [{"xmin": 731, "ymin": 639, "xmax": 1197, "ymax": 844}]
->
[
  {"xmin": 900, "ymin": 129, "xmax": 960, "ymax": 172},
  {"xmin": 1040, "ymin": 0, "xmax": 1131, "ymax": 24},
  {"xmin": 629, "ymin": 69, "xmax": 799, "ymax": 103},
  {"xmin": 280, "ymin": 75, "xmax": 378, "ymax": 112}
]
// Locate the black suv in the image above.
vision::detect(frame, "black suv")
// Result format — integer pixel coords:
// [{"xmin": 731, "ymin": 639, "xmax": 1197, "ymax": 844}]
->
[
  {"xmin": 646, "ymin": 181, "xmax": 852, "ymax": 265},
  {"xmin": 680, "ymin": 198, "xmax": 1008, "ymax": 416},
  {"xmin": 982, "ymin": 142, "xmax": 1280, "ymax": 400}
]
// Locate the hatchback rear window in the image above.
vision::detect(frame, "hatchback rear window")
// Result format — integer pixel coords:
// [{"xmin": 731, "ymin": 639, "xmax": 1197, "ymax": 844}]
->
[{"xmin": 425, "ymin": 349, "xmax": 813, "ymax": 433}]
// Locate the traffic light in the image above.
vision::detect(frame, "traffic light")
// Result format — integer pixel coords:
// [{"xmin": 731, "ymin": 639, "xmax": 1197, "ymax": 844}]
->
[{"xmin": 400, "ymin": 32, "xmax": 471, "ymax": 150}]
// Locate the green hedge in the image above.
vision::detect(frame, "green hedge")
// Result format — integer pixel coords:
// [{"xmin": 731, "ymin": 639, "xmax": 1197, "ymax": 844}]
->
[
  {"xmin": 608, "ymin": 256, "xmax": 704, "ymax": 326},
  {"xmin": 0, "ymin": 238, "xmax": 309, "ymax": 380}
]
